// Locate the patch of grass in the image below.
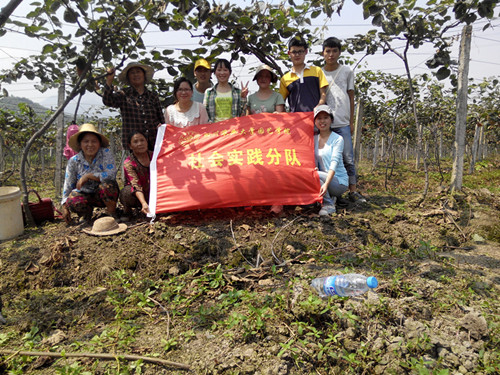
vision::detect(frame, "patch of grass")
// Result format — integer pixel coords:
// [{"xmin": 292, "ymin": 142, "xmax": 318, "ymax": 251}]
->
[{"xmin": 463, "ymin": 159, "xmax": 500, "ymax": 193}]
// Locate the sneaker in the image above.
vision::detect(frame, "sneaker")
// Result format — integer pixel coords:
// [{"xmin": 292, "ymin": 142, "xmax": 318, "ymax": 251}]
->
[
  {"xmin": 348, "ymin": 191, "xmax": 367, "ymax": 203},
  {"xmin": 319, "ymin": 204, "xmax": 336, "ymax": 216}
]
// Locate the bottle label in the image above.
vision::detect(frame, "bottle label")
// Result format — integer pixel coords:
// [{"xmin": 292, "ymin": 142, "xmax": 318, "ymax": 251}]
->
[{"xmin": 323, "ymin": 276, "xmax": 337, "ymax": 296}]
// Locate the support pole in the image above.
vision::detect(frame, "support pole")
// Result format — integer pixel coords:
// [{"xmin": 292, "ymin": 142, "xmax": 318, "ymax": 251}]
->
[{"xmin": 54, "ymin": 82, "xmax": 65, "ymax": 201}]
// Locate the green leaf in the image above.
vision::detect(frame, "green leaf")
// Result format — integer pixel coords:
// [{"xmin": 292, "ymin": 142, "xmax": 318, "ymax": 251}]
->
[
  {"xmin": 42, "ymin": 44, "xmax": 53, "ymax": 54},
  {"xmin": 240, "ymin": 16, "xmax": 252, "ymax": 27},
  {"xmin": 311, "ymin": 10, "xmax": 321, "ymax": 19},
  {"xmin": 372, "ymin": 14, "xmax": 383, "ymax": 26},
  {"xmin": 102, "ymin": 47, "xmax": 112, "ymax": 62},
  {"xmin": 167, "ymin": 67, "xmax": 177, "ymax": 76},
  {"xmin": 63, "ymin": 9, "xmax": 78, "ymax": 23},
  {"xmin": 436, "ymin": 67, "xmax": 450, "ymax": 81},
  {"xmin": 158, "ymin": 18, "xmax": 170, "ymax": 31}
]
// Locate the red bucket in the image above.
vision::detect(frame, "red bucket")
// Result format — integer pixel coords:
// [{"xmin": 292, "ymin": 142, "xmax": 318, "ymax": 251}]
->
[{"xmin": 22, "ymin": 189, "xmax": 55, "ymax": 225}]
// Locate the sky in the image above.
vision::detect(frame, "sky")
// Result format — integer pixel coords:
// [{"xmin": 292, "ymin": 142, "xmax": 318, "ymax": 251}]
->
[{"xmin": 0, "ymin": 0, "xmax": 499, "ymax": 117}]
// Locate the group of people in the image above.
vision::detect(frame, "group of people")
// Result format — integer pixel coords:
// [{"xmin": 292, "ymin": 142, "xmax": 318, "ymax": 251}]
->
[
  {"xmin": 61, "ymin": 123, "xmax": 152, "ymax": 224},
  {"xmin": 61, "ymin": 35, "xmax": 366, "ymax": 225}
]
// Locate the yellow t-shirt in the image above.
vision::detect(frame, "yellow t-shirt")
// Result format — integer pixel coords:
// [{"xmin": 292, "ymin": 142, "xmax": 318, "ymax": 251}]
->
[{"xmin": 215, "ymin": 90, "xmax": 233, "ymax": 122}]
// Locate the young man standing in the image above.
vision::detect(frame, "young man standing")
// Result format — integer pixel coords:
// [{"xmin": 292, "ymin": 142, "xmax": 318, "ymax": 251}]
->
[
  {"xmin": 322, "ymin": 37, "xmax": 366, "ymax": 202},
  {"xmin": 192, "ymin": 58, "xmax": 212, "ymax": 104},
  {"xmin": 279, "ymin": 36, "xmax": 328, "ymax": 112}
]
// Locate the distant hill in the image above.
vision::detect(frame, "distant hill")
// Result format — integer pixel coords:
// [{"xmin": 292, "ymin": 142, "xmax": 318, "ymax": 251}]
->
[
  {"xmin": 0, "ymin": 96, "xmax": 51, "ymax": 116},
  {"xmin": 0, "ymin": 95, "xmax": 114, "ymax": 119}
]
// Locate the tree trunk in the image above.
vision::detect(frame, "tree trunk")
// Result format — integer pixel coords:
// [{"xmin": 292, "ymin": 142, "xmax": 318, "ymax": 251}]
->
[
  {"xmin": 469, "ymin": 123, "xmax": 480, "ymax": 173},
  {"xmin": 381, "ymin": 136, "xmax": 385, "ymax": 161},
  {"xmin": 372, "ymin": 128, "xmax": 380, "ymax": 169},
  {"xmin": 450, "ymin": 25, "xmax": 472, "ymax": 191},
  {"xmin": 478, "ymin": 124, "xmax": 484, "ymax": 161},
  {"xmin": 405, "ymin": 138, "xmax": 409, "ymax": 161},
  {"xmin": 0, "ymin": 133, "xmax": 4, "ymax": 174},
  {"xmin": 439, "ymin": 129, "xmax": 443, "ymax": 159},
  {"xmin": 353, "ymin": 101, "xmax": 363, "ymax": 169},
  {"xmin": 54, "ymin": 83, "xmax": 65, "ymax": 201}
]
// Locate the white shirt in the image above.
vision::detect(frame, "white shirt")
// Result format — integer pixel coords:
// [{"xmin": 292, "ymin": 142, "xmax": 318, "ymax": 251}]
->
[
  {"xmin": 323, "ymin": 65, "xmax": 354, "ymax": 128},
  {"xmin": 165, "ymin": 101, "xmax": 209, "ymax": 128}
]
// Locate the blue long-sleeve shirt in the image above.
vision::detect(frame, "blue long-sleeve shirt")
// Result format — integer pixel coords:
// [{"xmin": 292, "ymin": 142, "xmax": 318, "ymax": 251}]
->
[
  {"xmin": 314, "ymin": 132, "xmax": 348, "ymax": 187},
  {"xmin": 61, "ymin": 148, "xmax": 117, "ymax": 204}
]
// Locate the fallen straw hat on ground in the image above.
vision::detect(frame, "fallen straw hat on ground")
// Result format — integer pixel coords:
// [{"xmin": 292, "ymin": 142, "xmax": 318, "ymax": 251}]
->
[{"xmin": 82, "ymin": 216, "xmax": 127, "ymax": 236}]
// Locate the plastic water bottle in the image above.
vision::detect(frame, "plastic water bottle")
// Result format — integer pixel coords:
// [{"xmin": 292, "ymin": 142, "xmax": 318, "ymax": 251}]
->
[{"xmin": 311, "ymin": 274, "xmax": 378, "ymax": 297}]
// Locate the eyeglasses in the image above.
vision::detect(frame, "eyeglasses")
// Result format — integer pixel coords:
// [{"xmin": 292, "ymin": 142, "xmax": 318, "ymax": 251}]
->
[
  {"xmin": 177, "ymin": 88, "xmax": 192, "ymax": 92},
  {"xmin": 289, "ymin": 50, "xmax": 306, "ymax": 56}
]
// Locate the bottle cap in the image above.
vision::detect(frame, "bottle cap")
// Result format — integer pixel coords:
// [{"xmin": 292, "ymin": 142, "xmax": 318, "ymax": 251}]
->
[{"xmin": 366, "ymin": 276, "xmax": 378, "ymax": 289}]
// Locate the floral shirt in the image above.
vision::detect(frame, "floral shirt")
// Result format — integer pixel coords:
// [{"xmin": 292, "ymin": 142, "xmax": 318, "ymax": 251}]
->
[
  {"xmin": 61, "ymin": 148, "xmax": 117, "ymax": 204},
  {"xmin": 123, "ymin": 151, "xmax": 152, "ymax": 195}
]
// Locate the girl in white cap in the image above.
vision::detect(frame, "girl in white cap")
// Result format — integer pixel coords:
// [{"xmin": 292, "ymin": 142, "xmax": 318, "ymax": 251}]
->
[{"xmin": 314, "ymin": 105, "xmax": 348, "ymax": 216}]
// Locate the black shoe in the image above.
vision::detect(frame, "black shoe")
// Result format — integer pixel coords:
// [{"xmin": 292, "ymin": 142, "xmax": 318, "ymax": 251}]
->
[
  {"xmin": 336, "ymin": 196, "xmax": 350, "ymax": 208},
  {"xmin": 348, "ymin": 191, "xmax": 367, "ymax": 203}
]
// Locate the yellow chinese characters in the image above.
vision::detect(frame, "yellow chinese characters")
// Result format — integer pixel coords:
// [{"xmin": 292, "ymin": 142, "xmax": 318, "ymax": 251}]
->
[
  {"xmin": 187, "ymin": 148, "xmax": 302, "ymax": 169},
  {"xmin": 190, "ymin": 126, "xmax": 292, "ymax": 140}
]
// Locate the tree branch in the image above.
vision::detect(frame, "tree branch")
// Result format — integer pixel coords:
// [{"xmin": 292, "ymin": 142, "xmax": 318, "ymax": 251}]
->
[
  {"xmin": 0, "ymin": 349, "xmax": 190, "ymax": 370},
  {"xmin": 0, "ymin": 0, "xmax": 23, "ymax": 29}
]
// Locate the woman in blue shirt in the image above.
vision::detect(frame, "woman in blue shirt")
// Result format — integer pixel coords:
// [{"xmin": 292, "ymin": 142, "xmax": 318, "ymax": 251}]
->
[
  {"xmin": 314, "ymin": 105, "xmax": 348, "ymax": 216},
  {"xmin": 61, "ymin": 123, "xmax": 119, "ymax": 224}
]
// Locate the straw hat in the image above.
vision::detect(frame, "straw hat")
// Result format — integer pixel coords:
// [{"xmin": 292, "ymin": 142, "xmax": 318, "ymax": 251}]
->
[
  {"xmin": 194, "ymin": 58, "xmax": 210, "ymax": 71},
  {"xmin": 252, "ymin": 64, "xmax": 278, "ymax": 83},
  {"xmin": 68, "ymin": 123, "xmax": 109, "ymax": 152},
  {"xmin": 118, "ymin": 62, "xmax": 155, "ymax": 84},
  {"xmin": 82, "ymin": 217, "xmax": 127, "ymax": 236}
]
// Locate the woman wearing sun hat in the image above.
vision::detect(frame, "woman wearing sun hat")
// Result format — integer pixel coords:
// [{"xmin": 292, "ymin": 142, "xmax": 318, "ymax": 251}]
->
[
  {"xmin": 246, "ymin": 64, "xmax": 285, "ymax": 115},
  {"xmin": 61, "ymin": 123, "xmax": 119, "ymax": 225},
  {"xmin": 246, "ymin": 64, "xmax": 285, "ymax": 213},
  {"xmin": 102, "ymin": 62, "xmax": 164, "ymax": 150}
]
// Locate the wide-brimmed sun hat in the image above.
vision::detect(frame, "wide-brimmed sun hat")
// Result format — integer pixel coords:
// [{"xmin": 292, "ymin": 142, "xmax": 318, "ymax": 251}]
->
[
  {"xmin": 68, "ymin": 123, "xmax": 109, "ymax": 152},
  {"xmin": 118, "ymin": 62, "xmax": 155, "ymax": 84},
  {"xmin": 252, "ymin": 64, "xmax": 278, "ymax": 83},
  {"xmin": 82, "ymin": 216, "xmax": 127, "ymax": 236},
  {"xmin": 194, "ymin": 58, "xmax": 211, "ymax": 71},
  {"xmin": 314, "ymin": 104, "xmax": 334, "ymax": 120}
]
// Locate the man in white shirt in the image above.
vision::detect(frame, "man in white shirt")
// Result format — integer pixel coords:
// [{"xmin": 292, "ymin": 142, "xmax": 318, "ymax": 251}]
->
[{"xmin": 322, "ymin": 37, "xmax": 366, "ymax": 203}]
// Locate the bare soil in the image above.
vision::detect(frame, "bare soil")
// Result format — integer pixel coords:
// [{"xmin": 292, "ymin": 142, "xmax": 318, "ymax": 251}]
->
[{"xmin": 1, "ymin": 162, "xmax": 499, "ymax": 374}]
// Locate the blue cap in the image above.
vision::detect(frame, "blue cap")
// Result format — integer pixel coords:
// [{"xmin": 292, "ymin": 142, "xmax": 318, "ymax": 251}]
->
[{"xmin": 366, "ymin": 276, "xmax": 378, "ymax": 289}]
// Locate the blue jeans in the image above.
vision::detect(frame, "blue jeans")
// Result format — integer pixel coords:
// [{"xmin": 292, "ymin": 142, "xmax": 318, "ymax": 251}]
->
[
  {"xmin": 318, "ymin": 171, "xmax": 348, "ymax": 205},
  {"xmin": 333, "ymin": 125, "xmax": 356, "ymax": 186}
]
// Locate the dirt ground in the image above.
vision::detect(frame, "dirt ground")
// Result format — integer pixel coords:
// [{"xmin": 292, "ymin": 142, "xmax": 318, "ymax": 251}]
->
[{"xmin": 0, "ymin": 162, "xmax": 499, "ymax": 374}]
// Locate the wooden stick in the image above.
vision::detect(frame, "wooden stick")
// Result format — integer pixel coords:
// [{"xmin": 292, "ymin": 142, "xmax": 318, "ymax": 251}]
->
[{"xmin": 0, "ymin": 349, "xmax": 190, "ymax": 370}]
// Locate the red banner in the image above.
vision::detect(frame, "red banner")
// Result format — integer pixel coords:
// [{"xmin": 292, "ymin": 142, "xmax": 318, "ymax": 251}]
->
[{"xmin": 149, "ymin": 112, "xmax": 321, "ymax": 215}]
